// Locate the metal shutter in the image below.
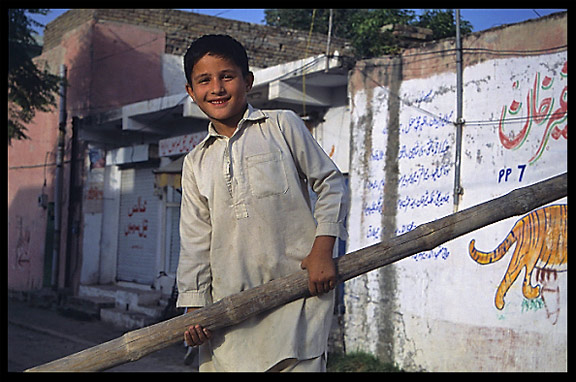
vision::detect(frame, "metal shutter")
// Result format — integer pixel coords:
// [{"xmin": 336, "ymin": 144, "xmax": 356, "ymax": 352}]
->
[{"xmin": 117, "ymin": 167, "xmax": 159, "ymax": 284}]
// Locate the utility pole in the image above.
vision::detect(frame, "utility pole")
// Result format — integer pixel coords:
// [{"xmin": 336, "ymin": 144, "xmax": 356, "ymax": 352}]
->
[
  {"xmin": 325, "ymin": 9, "xmax": 333, "ymax": 72},
  {"xmin": 51, "ymin": 64, "xmax": 67, "ymax": 290},
  {"xmin": 453, "ymin": 9, "xmax": 464, "ymax": 212}
]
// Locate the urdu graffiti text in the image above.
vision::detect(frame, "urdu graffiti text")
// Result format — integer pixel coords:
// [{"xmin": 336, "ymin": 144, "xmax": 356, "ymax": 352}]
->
[
  {"xmin": 124, "ymin": 196, "xmax": 149, "ymax": 238},
  {"xmin": 498, "ymin": 61, "xmax": 567, "ymax": 165},
  {"xmin": 370, "ymin": 138, "xmax": 450, "ymax": 162},
  {"xmin": 366, "ymin": 221, "xmax": 450, "ymax": 262},
  {"xmin": 127, "ymin": 196, "xmax": 147, "ymax": 217},
  {"xmin": 363, "ymin": 190, "xmax": 451, "ymax": 216},
  {"xmin": 124, "ymin": 219, "xmax": 149, "ymax": 238},
  {"xmin": 398, "ymin": 110, "xmax": 454, "ymax": 135}
]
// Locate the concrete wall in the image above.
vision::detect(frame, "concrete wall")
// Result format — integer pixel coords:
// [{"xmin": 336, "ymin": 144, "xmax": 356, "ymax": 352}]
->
[{"xmin": 345, "ymin": 12, "xmax": 567, "ymax": 371}]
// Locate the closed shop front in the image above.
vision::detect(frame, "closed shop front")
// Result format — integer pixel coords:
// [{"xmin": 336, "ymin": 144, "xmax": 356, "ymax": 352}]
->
[{"xmin": 117, "ymin": 166, "xmax": 160, "ymax": 285}]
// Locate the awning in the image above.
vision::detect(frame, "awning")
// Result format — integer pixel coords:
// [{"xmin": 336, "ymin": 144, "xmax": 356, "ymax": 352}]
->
[{"xmin": 153, "ymin": 155, "xmax": 184, "ymax": 189}]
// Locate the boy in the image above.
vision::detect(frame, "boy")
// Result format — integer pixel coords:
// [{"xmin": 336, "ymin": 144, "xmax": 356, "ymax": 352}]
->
[{"xmin": 177, "ymin": 34, "xmax": 348, "ymax": 372}]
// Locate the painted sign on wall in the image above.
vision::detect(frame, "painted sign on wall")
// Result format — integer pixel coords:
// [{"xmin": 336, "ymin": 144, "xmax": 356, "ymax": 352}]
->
[{"xmin": 469, "ymin": 204, "xmax": 567, "ymax": 310}]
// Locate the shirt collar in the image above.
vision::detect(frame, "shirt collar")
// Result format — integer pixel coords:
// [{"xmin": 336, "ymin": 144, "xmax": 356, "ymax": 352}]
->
[{"xmin": 201, "ymin": 104, "xmax": 267, "ymax": 148}]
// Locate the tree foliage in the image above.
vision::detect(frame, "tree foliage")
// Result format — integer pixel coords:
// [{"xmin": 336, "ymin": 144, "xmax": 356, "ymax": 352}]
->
[
  {"xmin": 264, "ymin": 9, "xmax": 473, "ymax": 58},
  {"xmin": 8, "ymin": 9, "xmax": 63, "ymax": 144},
  {"xmin": 414, "ymin": 9, "xmax": 472, "ymax": 40}
]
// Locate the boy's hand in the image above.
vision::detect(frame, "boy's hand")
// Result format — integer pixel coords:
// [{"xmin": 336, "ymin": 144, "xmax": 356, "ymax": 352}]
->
[
  {"xmin": 184, "ymin": 308, "xmax": 212, "ymax": 347},
  {"xmin": 185, "ymin": 324, "xmax": 212, "ymax": 347},
  {"xmin": 300, "ymin": 236, "xmax": 337, "ymax": 296}
]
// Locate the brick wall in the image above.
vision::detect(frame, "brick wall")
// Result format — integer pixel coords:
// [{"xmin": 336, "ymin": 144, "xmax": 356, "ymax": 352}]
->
[{"xmin": 43, "ymin": 9, "xmax": 350, "ymax": 68}]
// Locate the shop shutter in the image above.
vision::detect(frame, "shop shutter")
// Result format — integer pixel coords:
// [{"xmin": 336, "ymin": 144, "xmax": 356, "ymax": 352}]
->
[{"xmin": 117, "ymin": 167, "xmax": 159, "ymax": 284}]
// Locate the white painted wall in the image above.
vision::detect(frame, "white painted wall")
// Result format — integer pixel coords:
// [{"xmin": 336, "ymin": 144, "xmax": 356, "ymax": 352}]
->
[
  {"xmin": 346, "ymin": 51, "xmax": 567, "ymax": 371},
  {"xmin": 313, "ymin": 103, "xmax": 350, "ymax": 173},
  {"xmin": 162, "ymin": 54, "xmax": 186, "ymax": 96}
]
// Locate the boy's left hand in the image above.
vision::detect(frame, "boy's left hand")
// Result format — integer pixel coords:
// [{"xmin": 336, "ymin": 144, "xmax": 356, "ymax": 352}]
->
[{"xmin": 300, "ymin": 236, "xmax": 337, "ymax": 296}]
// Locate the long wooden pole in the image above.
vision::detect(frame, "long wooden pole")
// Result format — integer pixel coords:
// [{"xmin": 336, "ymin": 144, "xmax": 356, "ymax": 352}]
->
[{"xmin": 26, "ymin": 173, "xmax": 567, "ymax": 372}]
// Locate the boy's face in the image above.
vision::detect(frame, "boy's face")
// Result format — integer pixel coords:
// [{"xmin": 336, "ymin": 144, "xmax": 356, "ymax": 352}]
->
[{"xmin": 186, "ymin": 54, "xmax": 254, "ymax": 130}]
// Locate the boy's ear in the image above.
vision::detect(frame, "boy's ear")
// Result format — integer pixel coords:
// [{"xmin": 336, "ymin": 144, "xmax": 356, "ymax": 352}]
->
[
  {"xmin": 185, "ymin": 83, "xmax": 196, "ymax": 102},
  {"xmin": 245, "ymin": 71, "xmax": 254, "ymax": 91}
]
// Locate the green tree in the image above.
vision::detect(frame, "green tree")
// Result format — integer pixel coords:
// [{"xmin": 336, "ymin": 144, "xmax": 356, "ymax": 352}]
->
[
  {"xmin": 265, "ymin": 9, "xmax": 360, "ymax": 39},
  {"xmin": 8, "ymin": 9, "xmax": 63, "ymax": 144},
  {"xmin": 348, "ymin": 9, "xmax": 417, "ymax": 57},
  {"xmin": 264, "ymin": 9, "xmax": 473, "ymax": 58},
  {"xmin": 415, "ymin": 9, "xmax": 473, "ymax": 40}
]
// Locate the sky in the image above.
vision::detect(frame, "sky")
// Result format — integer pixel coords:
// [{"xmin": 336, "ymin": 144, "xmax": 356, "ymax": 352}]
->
[{"xmin": 29, "ymin": 8, "xmax": 565, "ymax": 36}]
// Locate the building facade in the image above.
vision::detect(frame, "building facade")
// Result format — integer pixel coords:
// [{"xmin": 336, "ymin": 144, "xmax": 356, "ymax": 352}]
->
[{"xmin": 8, "ymin": 9, "xmax": 351, "ymax": 326}]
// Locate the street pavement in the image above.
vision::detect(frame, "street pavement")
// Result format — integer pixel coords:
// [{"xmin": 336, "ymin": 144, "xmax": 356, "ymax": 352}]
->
[{"xmin": 7, "ymin": 298, "xmax": 198, "ymax": 372}]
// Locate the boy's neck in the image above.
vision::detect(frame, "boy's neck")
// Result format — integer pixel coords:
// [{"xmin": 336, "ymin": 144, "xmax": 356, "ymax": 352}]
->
[
  {"xmin": 212, "ymin": 122, "xmax": 237, "ymax": 138},
  {"xmin": 211, "ymin": 104, "xmax": 248, "ymax": 138}
]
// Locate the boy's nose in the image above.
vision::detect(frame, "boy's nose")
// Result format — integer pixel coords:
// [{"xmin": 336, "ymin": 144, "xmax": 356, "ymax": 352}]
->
[{"xmin": 211, "ymin": 79, "xmax": 226, "ymax": 94}]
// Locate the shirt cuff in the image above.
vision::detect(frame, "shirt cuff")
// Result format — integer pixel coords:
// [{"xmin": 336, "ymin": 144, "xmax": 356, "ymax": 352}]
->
[
  {"xmin": 316, "ymin": 222, "xmax": 348, "ymax": 241},
  {"xmin": 176, "ymin": 290, "xmax": 213, "ymax": 308}
]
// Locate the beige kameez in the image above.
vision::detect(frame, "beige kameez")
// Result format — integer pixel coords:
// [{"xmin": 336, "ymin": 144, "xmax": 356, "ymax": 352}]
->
[{"xmin": 176, "ymin": 105, "xmax": 348, "ymax": 371}]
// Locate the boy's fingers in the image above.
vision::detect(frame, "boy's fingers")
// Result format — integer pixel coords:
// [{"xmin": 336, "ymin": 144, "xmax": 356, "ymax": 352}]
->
[
  {"xmin": 197, "ymin": 326, "xmax": 212, "ymax": 341},
  {"xmin": 309, "ymin": 279, "xmax": 321, "ymax": 296},
  {"xmin": 307, "ymin": 274, "xmax": 337, "ymax": 295},
  {"xmin": 185, "ymin": 325, "xmax": 211, "ymax": 346},
  {"xmin": 184, "ymin": 329, "xmax": 194, "ymax": 346},
  {"xmin": 308, "ymin": 280, "xmax": 333, "ymax": 296},
  {"xmin": 185, "ymin": 327, "xmax": 198, "ymax": 346},
  {"xmin": 308, "ymin": 281, "xmax": 315, "ymax": 296},
  {"xmin": 318, "ymin": 279, "xmax": 336, "ymax": 295},
  {"xmin": 202, "ymin": 327, "xmax": 212, "ymax": 340}
]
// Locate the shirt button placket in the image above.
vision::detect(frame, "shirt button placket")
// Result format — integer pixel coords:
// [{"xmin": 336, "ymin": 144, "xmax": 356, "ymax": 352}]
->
[
  {"xmin": 224, "ymin": 140, "xmax": 233, "ymax": 198},
  {"xmin": 225, "ymin": 138, "xmax": 248, "ymax": 219}
]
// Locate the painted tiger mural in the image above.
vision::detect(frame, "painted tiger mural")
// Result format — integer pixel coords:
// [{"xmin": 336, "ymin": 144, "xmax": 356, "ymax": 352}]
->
[{"xmin": 469, "ymin": 204, "xmax": 567, "ymax": 310}]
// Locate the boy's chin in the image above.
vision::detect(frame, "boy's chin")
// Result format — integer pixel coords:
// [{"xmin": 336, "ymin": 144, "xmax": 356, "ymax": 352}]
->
[
  {"xmin": 207, "ymin": 111, "xmax": 236, "ymax": 124},
  {"xmin": 204, "ymin": 105, "xmax": 246, "ymax": 124}
]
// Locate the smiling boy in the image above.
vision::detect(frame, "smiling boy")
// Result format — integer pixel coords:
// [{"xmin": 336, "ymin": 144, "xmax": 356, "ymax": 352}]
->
[{"xmin": 176, "ymin": 35, "xmax": 348, "ymax": 372}]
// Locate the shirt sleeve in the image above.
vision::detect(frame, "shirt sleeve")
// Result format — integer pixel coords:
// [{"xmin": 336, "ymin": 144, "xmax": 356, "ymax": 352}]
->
[
  {"xmin": 278, "ymin": 110, "xmax": 349, "ymax": 241},
  {"xmin": 176, "ymin": 153, "xmax": 213, "ymax": 308}
]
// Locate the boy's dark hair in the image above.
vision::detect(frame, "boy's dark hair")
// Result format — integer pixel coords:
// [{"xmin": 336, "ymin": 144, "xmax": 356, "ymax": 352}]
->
[{"xmin": 183, "ymin": 34, "xmax": 250, "ymax": 85}]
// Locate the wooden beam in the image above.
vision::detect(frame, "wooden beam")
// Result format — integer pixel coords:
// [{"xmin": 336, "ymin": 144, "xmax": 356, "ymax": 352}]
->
[{"xmin": 26, "ymin": 173, "xmax": 567, "ymax": 372}]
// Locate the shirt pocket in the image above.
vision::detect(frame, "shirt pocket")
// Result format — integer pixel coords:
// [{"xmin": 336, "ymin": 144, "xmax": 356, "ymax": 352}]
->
[{"xmin": 245, "ymin": 150, "xmax": 289, "ymax": 198}]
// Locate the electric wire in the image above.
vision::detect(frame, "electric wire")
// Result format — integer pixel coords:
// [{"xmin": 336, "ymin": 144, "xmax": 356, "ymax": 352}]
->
[
  {"xmin": 465, "ymin": 111, "xmax": 568, "ymax": 127},
  {"xmin": 353, "ymin": 41, "xmax": 567, "ymax": 129},
  {"xmin": 357, "ymin": 63, "xmax": 567, "ymax": 130}
]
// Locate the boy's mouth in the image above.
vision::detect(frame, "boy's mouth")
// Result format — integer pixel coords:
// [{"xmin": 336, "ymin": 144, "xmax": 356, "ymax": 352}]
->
[{"xmin": 208, "ymin": 97, "xmax": 230, "ymax": 106}]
